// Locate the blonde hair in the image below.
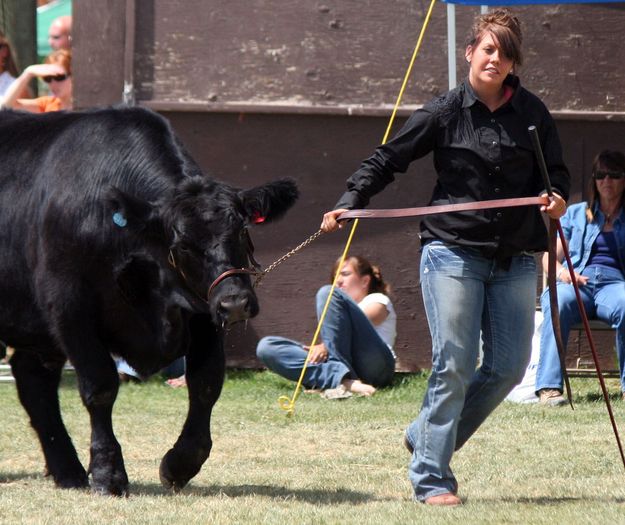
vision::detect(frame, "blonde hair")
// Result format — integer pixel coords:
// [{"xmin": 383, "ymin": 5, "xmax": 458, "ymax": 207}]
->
[
  {"xmin": 331, "ymin": 255, "xmax": 391, "ymax": 296},
  {"xmin": 467, "ymin": 9, "xmax": 523, "ymax": 67}
]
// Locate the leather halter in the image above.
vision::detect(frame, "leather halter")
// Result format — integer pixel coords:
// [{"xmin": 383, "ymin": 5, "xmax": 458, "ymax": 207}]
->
[{"xmin": 168, "ymin": 228, "xmax": 261, "ymax": 305}]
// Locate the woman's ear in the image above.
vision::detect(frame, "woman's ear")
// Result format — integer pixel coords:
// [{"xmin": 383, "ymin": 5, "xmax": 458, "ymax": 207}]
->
[
  {"xmin": 361, "ymin": 274, "xmax": 371, "ymax": 290},
  {"xmin": 465, "ymin": 46, "xmax": 473, "ymax": 63}
]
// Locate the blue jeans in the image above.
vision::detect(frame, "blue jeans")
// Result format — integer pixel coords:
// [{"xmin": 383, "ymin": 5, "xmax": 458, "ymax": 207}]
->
[
  {"xmin": 406, "ymin": 241, "xmax": 536, "ymax": 501},
  {"xmin": 256, "ymin": 285, "xmax": 395, "ymax": 389},
  {"xmin": 536, "ymin": 265, "xmax": 625, "ymax": 392}
]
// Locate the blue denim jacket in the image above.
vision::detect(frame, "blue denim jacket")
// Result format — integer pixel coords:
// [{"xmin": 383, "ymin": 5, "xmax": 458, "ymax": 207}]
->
[{"xmin": 560, "ymin": 201, "xmax": 625, "ymax": 272}]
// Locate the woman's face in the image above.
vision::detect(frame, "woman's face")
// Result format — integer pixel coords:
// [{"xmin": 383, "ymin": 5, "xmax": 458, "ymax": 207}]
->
[
  {"xmin": 336, "ymin": 260, "xmax": 370, "ymax": 303},
  {"xmin": 595, "ymin": 167, "xmax": 625, "ymax": 203},
  {"xmin": 46, "ymin": 69, "xmax": 72, "ymax": 100},
  {"xmin": 466, "ymin": 31, "xmax": 514, "ymax": 91}
]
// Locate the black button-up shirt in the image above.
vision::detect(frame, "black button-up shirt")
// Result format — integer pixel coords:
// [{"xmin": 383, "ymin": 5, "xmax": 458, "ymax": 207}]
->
[{"xmin": 335, "ymin": 75, "xmax": 570, "ymax": 261}]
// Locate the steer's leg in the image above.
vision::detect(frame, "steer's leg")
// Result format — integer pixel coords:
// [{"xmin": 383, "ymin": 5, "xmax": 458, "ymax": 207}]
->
[
  {"xmin": 159, "ymin": 316, "xmax": 224, "ymax": 491},
  {"xmin": 45, "ymin": 281, "xmax": 129, "ymax": 496},
  {"xmin": 10, "ymin": 348, "xmax": 89, "ymax": 489},
  {"xmin": 68, "ymin": 347, "xmax": 129, "ymax": 496}
]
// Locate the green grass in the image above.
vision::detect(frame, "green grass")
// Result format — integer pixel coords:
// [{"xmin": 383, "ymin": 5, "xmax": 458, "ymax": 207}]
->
[{"xmin": 1, "ymin": 371, "xmax": 625, "ymax": 524}]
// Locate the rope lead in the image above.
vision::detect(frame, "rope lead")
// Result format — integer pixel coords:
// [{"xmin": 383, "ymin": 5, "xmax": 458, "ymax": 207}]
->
[{"xmin": 278, "ymin": 0, "xmax": 438, "ymax": 415}]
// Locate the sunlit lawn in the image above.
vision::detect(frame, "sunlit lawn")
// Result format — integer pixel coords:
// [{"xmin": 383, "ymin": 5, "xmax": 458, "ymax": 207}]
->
[{"xmin": 1, "ymin": 370, "xmax": 625, "ymax": 524}]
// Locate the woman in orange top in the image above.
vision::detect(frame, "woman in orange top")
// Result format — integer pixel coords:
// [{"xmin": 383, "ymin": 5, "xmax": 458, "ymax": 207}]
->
[{"xmin": 1, "ymin": 49, "xmax": 72, "ymax": 112}]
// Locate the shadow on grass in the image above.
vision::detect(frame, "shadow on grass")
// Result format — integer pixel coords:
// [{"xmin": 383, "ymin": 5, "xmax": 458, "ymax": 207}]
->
[
  {"xmin": 484, "ymin": 495, "xmax": 625, "ymax": 504},
  {"xmin": 128, "ymin": 481, "xmax": 382, "ymax": 504},
  {"xmin": 0, "ymin": 470, "xmax": 43, "ymax": 483},
  {"xmin": 577, "ymin": 391, "xmax": 623, "ymax": 403}
]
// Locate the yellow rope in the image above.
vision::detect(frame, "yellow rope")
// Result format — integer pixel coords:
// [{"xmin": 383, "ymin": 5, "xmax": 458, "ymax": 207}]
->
[
  {"xmin": 278, "ymin": 0, "xmax": 438, "ymax": 417},
  {"xmin": 278, "ymin": 218, "xmax": 360, "ymax": 416}
]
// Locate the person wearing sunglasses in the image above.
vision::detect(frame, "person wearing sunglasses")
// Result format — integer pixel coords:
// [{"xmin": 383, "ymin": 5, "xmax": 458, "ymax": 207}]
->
[
  {"xmin": 0, "ymin": 49, "xmax": 72, "ymax": 112},
  {"xmin": 536, "ymin": 149, "xmax": 625, "ymax": 406}
]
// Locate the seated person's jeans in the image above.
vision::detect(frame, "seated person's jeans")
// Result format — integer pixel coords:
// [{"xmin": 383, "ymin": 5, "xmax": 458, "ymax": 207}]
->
[{"xmin": 256, "ymin": 285, "xmax": 395, "ymax": 389}]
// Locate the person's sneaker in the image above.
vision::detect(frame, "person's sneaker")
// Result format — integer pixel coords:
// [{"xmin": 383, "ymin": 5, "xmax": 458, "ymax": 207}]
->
[{"xmin": 538, "ymin": 388, "xmax": 567, "ymax": 406}]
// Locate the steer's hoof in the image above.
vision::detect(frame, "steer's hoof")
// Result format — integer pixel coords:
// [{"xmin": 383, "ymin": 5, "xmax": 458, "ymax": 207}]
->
[
  {"xmin": 91, "ymin": 480, "xmax": 129, "ymax": 497},
  {"xmin": 55, "ymin": 474, "xmax": 89, "ymax": 490},
  {"xmin": 89, "ymin": 469, "xmax": 129, "ymax": 497},
  {"xmin": 53, "ymin": 465, "xmax": 89, "ymax": 490},
  {"xmin": 159, "ymin": 450, "xmax": 192, "ymax": 493}
]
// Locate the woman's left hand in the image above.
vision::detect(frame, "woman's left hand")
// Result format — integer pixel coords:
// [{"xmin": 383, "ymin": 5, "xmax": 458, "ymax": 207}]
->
[{"xmin": 541, "ymin": 193, "xmax": 567, "ymax": 220}]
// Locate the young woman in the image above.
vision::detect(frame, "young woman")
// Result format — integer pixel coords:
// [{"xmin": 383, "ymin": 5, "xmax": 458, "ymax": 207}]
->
[
  {"xmin": 1, "ymin": 49, "xmax": 72, "ymax": 112},
  {"xmin": 537, "ymin": 150, "xmax": 625, "ymax": 406},
  {"xmin": 321, "ymin": 10, "xmax": 569, "ymax": 505},
  {"xmin": 256, "ymin": 255, "xmax": 396, "ymax": 396}
]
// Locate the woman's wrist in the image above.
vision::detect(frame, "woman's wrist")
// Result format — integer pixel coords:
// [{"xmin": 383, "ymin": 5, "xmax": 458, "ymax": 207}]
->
[{"xmin": 557, "ymin": 266, "xmax": 566, "ymax": 280}]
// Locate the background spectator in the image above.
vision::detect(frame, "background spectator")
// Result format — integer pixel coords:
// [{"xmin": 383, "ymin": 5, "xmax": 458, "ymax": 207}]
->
[
  {"xmin": 536, "ymin": 150, "xmax": 625, "ymax": 406},
  {"xmin": 256, "ymin": 254, "xmax": 397, "ymax": 397},
  {"xmin": 0, "ymin": 31, "xmax": 30, "ymax": 98},
  {"xmin": 48, "ymin": 15, "xmax": 72, "ymax": 51},
  {"xmin": 1, "ymin": 49, "xmax": 72, "ymax": 112}
]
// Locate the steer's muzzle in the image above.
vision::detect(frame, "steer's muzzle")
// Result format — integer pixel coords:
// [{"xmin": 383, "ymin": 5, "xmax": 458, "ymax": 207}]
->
[{"xmin": 217, "ymin": 292, "xmax": 258, "ymax": 324}]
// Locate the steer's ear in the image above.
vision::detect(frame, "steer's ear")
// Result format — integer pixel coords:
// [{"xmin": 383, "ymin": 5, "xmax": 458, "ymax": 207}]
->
[
  {"xmin": 107, "ymin": 188, "xmax": 163, "ymax": 237},
  {"xmin": 240, "ymin": 178, "xmax": 298, "ymax": 224}
]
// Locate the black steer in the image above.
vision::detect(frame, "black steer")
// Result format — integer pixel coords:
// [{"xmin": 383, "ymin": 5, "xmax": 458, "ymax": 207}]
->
[{"xmin": 0, "ymin": 107, "xmax": 298, "ymax": 495}]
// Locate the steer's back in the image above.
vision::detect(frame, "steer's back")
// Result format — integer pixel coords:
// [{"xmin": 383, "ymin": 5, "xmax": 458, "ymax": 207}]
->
[{"xmin": 0, "ymin": 107, "xmax": 185, "ymax": 346}]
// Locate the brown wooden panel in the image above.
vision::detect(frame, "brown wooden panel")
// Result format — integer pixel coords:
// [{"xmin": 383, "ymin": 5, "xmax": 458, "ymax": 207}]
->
[
  {"xmin": 70, "ymin": 0, "xmax": 625, "ymax": 370},
  {"xmin": 567, "ymin": 328, "xmax": 618, "ymax": 374},
  {"xmin": 160, "ymin": 111, "xmax": 625, "ymax": 371},
  {"xmin": 72, "ymin": 0, "xmax": 126, "ymax": 108},
  {"xmin": 125, "ymin": 2, "xmax": 625, "ymax": 112}
]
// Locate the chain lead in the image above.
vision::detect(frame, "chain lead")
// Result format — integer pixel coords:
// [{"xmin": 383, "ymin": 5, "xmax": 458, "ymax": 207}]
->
[{"xmin": 253, "ymin": 229, "xmax": 324, "ymax": 287}]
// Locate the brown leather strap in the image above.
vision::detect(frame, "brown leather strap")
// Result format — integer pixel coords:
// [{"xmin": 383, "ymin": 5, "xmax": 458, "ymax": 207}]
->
[
  {"xmin": 547, "ymin": 219, "xmax": 574, "ymax": 408},
  {"xmin": 337, "ymin": 196, "xmax": 549, "ymax": 220},
  {"xmin": 207, "ymin": 268, "xmax": 258, "ymax": 299}
]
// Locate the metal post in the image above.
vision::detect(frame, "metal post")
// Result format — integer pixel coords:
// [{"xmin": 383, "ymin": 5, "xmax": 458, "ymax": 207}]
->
[{"xmin": 447, "ymin": 2, "xmax": 456, "ymax": 90}]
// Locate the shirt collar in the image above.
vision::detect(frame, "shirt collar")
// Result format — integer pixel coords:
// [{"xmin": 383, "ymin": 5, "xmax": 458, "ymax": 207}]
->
[{"xmin": 461, "ymin": 74, "xmax": 521, "ymax": 111}]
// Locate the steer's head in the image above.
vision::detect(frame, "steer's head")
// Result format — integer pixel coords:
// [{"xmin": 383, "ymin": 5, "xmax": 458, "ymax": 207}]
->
[{"xmin": 109, "ymin": 176, "xmax": 298, "ymax": 325}]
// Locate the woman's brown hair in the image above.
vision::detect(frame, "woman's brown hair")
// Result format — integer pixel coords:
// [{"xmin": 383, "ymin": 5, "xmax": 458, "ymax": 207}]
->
[
  {"xmin": 331, "ymin": 255, "xmax": 391, "ymax": 296},
  {"xmin": 0, "ymin": 31, "xmax": 19, "ymax": 77},
  {"xmin": 467, "ymin": 9, "xmax": 523, "ymax": 67},
  {"xmin": 586, "ymin": 149, "xmax": 625, "ymax": 223}
]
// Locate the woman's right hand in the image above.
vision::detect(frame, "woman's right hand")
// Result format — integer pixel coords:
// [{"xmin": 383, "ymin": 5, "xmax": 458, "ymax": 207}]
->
[
  {"xmin": 559, "ymin": 268, "xmax": 589, "ymax": 286},
  {"xmin": 24, "ymin": 63, "xmax": 66, "ymax": 79},
  {"xmin": 304, "ymin": 342, "xmax": 328, "ymax": 364},
  {"xmin": 320, "ymin": 209, "xmax": 348, "ymax": 233}
]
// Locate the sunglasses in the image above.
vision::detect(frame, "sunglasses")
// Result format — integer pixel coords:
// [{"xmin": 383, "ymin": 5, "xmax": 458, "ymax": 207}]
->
[
  {"xmin": 594, "ymin": 170, "xmax": 625, "ymax": 180},
  {"xmin": 42, "ymin": 74, "xmax": 70, "ymax": 83}
]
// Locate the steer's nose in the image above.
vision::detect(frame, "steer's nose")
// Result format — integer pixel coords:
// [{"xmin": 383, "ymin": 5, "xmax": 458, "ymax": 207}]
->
[{"xmin": 218, "ymin": 294, "xmax": 253, "ymax": 324}]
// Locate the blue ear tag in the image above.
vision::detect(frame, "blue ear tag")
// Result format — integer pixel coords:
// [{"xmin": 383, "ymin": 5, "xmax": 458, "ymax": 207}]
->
[{"xmin": 113, "ymin": 212, "xmax": 128, "ymax": 228}]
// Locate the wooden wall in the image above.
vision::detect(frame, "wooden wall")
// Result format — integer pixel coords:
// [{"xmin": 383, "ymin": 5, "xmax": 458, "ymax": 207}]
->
[{"xmin": 72, "ymin": 1, "xmax": 625, "ymax": 371}]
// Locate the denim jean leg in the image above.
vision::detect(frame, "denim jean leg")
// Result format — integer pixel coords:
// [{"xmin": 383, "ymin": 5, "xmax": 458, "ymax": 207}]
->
[
  {"xmin": 592, "ymin": 266, "xmax": 625, "ymax": 391},
  {"xmin": 256, "ymin": 335, "xmax": 350, "ymax": 389},
  {"xmin": 314, "ymin": 285, "xmax": 395, "ymax": 387},
  {"xmin": 407, "ymin": 242, "xmax": 486, "ymax": 501},
  {"xmin": 535, "ymin": 278, "xmax": 595, "ymax": 393},
  {"xmin": 455, "ymin": 255, "xmax": 536, "ymax": 450}
]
